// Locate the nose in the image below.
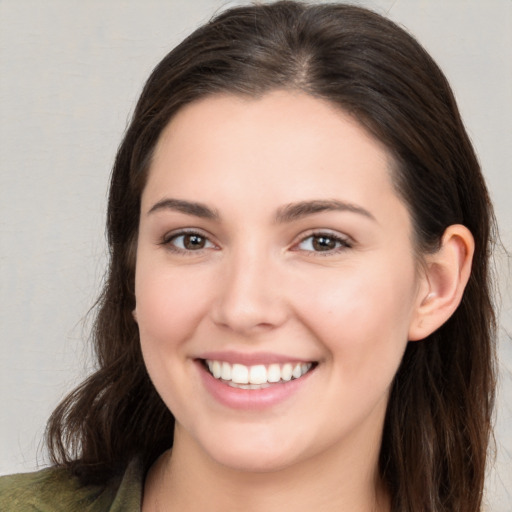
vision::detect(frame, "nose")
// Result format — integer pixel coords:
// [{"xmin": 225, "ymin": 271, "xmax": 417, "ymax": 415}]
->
[{"xmin": 210, "ymin": 247, "xmax": 289, "ymax": 335}]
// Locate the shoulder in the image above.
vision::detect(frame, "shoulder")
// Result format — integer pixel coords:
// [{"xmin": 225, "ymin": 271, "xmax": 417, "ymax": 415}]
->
[{"xmin": 0, "ymin": 458, "xmax": 143, "ymax": 512}]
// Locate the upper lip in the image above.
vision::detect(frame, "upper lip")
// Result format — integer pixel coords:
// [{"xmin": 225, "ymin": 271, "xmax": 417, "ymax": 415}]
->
[{"xmin": 197, "ymin": 351, "xmax": 316, "ymax": 366}]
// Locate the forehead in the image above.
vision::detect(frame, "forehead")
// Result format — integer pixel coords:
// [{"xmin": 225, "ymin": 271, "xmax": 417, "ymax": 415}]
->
[
  {"xmin": 143, "ymin": 90, "xmax": 406, "ymax": 226},
  {"xmin": 154, "ymin": 91, "xmax": 390, "ymax": 162}
]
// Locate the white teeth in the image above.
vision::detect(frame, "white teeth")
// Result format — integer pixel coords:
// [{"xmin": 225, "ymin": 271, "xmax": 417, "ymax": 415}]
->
[
  {"xmin": 221, "ymin": 361, "xmax": 231, "ymax": 381},
  {"xmin": 267, "ymin": 364, "xmax": 281, "ymax": 383},
  {"xmin": 292, "ymin": 363, "xmax": 302, "ymax": 379},
  {"xmin": 228, "ymin": 382, "xmax": 272, "ymax": 390},
  {"xmin": 205, "ymin": 359, "xmax": 313, "ymax": 385},
  {"xmin": 281, "ymin": 363, "xmax": 293, "ymax": 381},
  {"xmin": 231, "ymin": 363, "xmax": 249, "ymax": 384},
  {"xmin": 249, "ymin": 365, "xmax": 267, "ymax": 385},
  {"xmin": 212, "ymin": 360, "xmax": 222, "ymax": 379}
]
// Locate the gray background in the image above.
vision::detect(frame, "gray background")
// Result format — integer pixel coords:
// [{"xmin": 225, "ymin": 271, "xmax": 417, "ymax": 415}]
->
[{"xmin": 0, "ymin": 0, "xmax": 510, "ymax": 509}]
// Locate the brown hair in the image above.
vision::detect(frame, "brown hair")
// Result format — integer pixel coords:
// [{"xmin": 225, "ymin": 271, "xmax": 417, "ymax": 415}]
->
[{"xmin": 46, "ymin": 2, "xmax": 497, "ymax": 510}]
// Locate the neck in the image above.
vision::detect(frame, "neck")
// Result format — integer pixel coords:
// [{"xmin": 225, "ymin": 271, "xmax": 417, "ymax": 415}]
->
[{"xmin": 143, "ymin": 425, "xmax": 390, "ymax": 512}]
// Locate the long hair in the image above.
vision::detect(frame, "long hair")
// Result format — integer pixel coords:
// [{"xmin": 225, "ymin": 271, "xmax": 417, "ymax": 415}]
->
[{"xmin": 46, "ymin": 2, "xmax": 497, "ymax": 510}]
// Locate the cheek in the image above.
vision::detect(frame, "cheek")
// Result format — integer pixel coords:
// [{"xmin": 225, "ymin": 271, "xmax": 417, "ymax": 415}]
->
[
  {"xmin": 134, "ymin": 261, "xmax": 216, "ymax": 414},
  {"xmin": 294, "ymin": 257, "xmax": 418, "ymax": 374},
  {"xmin": 134, "ymin": 260, "xmax": 214, "ymax": 353}
]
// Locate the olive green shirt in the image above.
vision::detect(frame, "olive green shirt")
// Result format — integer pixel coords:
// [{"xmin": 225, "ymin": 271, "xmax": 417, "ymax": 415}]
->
[{"xmin": 0, "ymin": 458, "xmax": 143, "ymax": 511}]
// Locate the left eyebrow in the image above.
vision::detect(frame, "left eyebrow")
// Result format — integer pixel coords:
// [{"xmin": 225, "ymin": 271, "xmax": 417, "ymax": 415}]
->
[
  {"xmin": 275, "ymin": 199, "xmax": 376, "ymax": 223},
  {"xmin": 147, "ymin": 198, "xmax": 219, "ymax": 220}
]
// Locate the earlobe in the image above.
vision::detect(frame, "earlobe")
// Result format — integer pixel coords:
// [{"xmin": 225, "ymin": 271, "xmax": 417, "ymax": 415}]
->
[
  {"xmin": 132, "ymin": 309, "xmax": 138, "ymax": 323},
  {"xmin": 408, "ymin": 224, "xmax": 474, "ymax": 341}
]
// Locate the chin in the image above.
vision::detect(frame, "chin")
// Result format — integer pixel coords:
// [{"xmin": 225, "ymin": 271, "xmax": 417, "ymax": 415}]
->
[
  {"xmin": 209, "ymin": 445, "xmax": 296, "ymax": 473},
  {"xmin": 194, "ymin": 424, "xmax": 305, "ymax": 473}
]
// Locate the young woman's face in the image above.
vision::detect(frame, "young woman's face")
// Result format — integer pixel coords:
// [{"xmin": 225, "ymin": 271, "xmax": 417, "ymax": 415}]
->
[{"xmin": 135, "ymin": 91, "xmax": 424, "ymax": 473}]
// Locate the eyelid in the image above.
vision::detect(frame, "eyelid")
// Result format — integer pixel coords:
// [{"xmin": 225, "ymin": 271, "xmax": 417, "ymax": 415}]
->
[
  {"xmin": 160, "ymin": 228, "xmax": 219, "ymax": 253},
  {"xmin": 290, "ymin": 229, "xmax": 353, "ymax": 254},
  {"xmin": 158, "ymin": 227, "xmax": 352, "ymax": 255}
]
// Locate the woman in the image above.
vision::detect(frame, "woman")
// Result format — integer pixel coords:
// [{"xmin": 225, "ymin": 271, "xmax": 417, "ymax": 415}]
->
[{"xmin": 0, "ymin": 1, "xmax": 497, "ymax": 511}]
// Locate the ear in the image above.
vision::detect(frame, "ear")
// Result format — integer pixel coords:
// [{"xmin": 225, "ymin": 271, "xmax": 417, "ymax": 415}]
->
[
  {"xmin": 408, "ymin": 224, "xmax": 474, "ymax": 341},
  {"xmin": 132, "ymin": 309, "xmax": 138, "ymax": 323}
]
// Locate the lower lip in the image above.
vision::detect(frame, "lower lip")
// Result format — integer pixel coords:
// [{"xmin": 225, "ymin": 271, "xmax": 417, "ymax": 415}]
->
[{"xmin": 197, "ymin": 361, "xmax": 315, "ymax": 410}]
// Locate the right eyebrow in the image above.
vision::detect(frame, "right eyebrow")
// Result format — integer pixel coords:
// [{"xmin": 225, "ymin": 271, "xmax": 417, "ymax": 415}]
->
[
  {"xmin": 146, "ymin": 198, "xmax": 220, "ymax": 220},
  {"xmin": 275, "ymin": 199, "xmax": 376, "ymax": 224}
]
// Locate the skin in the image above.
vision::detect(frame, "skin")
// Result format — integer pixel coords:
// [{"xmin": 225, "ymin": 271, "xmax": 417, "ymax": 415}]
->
[{"xmin": 134, "ymin": 90, "xmax": 474, "ymax": 511}]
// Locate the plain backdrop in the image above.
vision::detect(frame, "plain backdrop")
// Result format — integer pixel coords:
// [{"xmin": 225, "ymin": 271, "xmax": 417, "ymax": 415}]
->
[{"xmin": 1, "ymin": 0, "xmax": 511, "ymax": 510}]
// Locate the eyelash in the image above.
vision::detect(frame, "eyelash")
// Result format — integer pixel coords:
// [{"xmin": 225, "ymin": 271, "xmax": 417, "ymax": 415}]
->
[
  {"xmin": 160, "ymin": 230, "xmax": 352, "ymax": 255},
  {"xmin": 160, "ymin": 229, "xmax": 217, "ymax": 254},
  {"xmin": 293, "ymin": 231, "xmax": 352, "ymax": 255},
  {"xmin": 294, "ymin": 232, "xmax": 352, "ymax": 256}
]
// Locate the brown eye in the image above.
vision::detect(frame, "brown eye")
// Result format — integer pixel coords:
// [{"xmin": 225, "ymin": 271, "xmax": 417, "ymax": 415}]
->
[
  {"xmin": 312, "ymin": 235, "xmax": 337, "ymax": 251},
  {"xmin": 296, "ymin": 233, "xmax": 351, "ymax": 253},
  {"xmin": 183, "ymin": 234, "xmax": 206, "ymax": 250},
  {"xmin": 166, "ymin": 232, "xmax": 215, "ymax": 252}
]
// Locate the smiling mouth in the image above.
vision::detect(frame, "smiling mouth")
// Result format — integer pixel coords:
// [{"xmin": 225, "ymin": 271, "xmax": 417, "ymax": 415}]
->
[{"xmin": 201, "ymin": 359, "xmax": 317, "ymax": 389}]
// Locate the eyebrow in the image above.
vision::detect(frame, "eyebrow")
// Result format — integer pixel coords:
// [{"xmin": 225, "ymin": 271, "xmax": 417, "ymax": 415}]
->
[
  {"xmin": 275, "ymin": 199, "xmax": 376, "ymax": 223},
  {"xmin": 147, "ymin": 198, "xmax": 219, "ymax": 219},
  {"xmin": 147, "ymin": 198, "xmax": 375, "ymax": 223}
]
